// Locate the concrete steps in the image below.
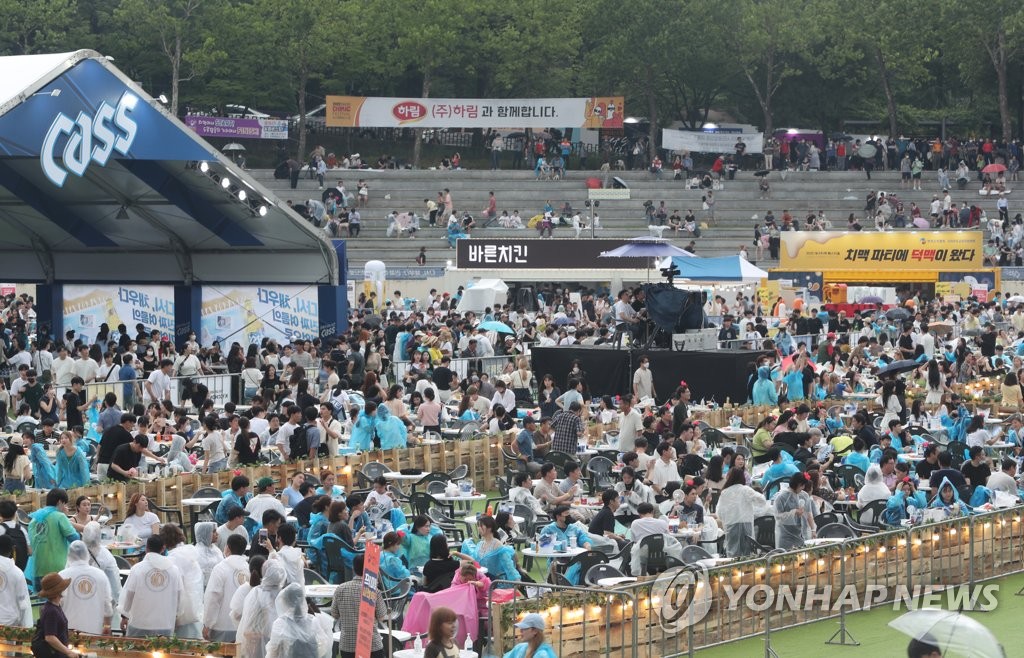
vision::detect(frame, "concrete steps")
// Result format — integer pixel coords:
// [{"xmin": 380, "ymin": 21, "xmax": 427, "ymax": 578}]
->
[{"xmin": 248, "ymin": 169, "xmax": 996, "ymax": 269}]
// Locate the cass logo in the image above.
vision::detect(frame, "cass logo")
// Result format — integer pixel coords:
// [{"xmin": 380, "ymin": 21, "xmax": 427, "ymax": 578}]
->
[
  {"xmin": 41, "ymin": 91, "xmax": 139, "ymax": 187},
  {"xmin": 392, "ymin": 101, "xmax": 426, "ymax": 124}
]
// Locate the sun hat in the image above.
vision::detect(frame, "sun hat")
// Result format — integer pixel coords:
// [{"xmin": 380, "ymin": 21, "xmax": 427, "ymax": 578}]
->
[{"xmin": 38, "ymin": 573, "xmax": 71, "ymax": 600}]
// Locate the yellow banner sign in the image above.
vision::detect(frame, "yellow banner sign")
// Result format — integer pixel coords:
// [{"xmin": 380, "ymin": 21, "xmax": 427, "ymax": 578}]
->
[{"xmin": 780, "ymin": 232, "xmax": 983, "ymax": 271}]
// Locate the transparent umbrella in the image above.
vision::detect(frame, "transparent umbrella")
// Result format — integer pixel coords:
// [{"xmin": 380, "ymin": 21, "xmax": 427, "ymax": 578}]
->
[{"xmin": 888, "ymin": 609, "xmax": 1005, "ymax": 658}]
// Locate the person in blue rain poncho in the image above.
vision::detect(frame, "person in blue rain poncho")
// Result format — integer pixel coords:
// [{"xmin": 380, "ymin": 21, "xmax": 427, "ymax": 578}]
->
[
  {"xmin": 54, "ymin": 431, "xmax": 90, "ymax": 490},
  {"xmin": 349, "ymin": 401, "xmax": 407, "ymax": 451},
  {"xmin": 378, "ymin": 531, "xmax": 412, "ymax": 591},
  {"xmin": 502, "ymin": 613, "xmax": 558, "ymax": 658},
  {"xmin": 24, "ymin": 433, "xmax": 56, "ymax": 490},
  {"xmin": 399, "ymin": 515, "xmax": 443, "ymax": 571},
  {"xmin": 930, "ymin": 476, "xmax": 971, "ymax": 514},
  {"xmin": 461, "ymin": 515, "xmax": 521, "ymax": 588},
  {"xmin": 751, "ymin": 366, "xmax": 778, "ymax": 406},
  {"xmin": 884, "ymin": 477, "xmax": 928, "ymax": 525},
  {"xmin": 538, "ymin": 505, "xmax": 592, "ymax": 584},
  {"xmin": 447, "ymin": 219, "xmax": 468, "ymax": 248}
]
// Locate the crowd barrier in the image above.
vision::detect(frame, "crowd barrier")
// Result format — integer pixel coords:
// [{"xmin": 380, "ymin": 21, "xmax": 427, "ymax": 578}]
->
[
  {"xmin": 487, "ymin": 505, "xmax": 1024, "ymax": 658},
  {"xmin": 4, "ymin": 436, "xmax": 506, "ymax": 523}
]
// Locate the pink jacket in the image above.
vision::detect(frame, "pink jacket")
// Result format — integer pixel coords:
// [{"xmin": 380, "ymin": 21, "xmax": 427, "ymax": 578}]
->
[
  {"xmin": 451, "ymin": 571, "xmax": 492, "ymax": 618},
  {"xmin": 401, "ymin": 583, "xmax": 479, "ymax": 646}
]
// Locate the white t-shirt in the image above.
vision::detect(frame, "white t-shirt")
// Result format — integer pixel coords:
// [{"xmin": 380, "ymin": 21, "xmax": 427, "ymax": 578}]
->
[
  {"xmin": 122, "ymin": 511, "xmax": 161, "ymax": 540},
  {"xmin": 72, "ymin": 357, "xmax": 99, "ymax": 383},
  {"xmin": 649, "ymin": 458, "xmax": 682, "ymax": 491},
  {"xmin": 144, "ymin": 370, "xmax": 171, "ymax": 403},
  {"xmin": 202, "ymin": 430, "xmax": 228, "ymax": 463},
  {"xmin": 276, "ymin": 422, "xmax": 298, "ymax": 459},
  {"xmin": 629, "ymin": 516, "xmax": 670, "ymax": 544}
]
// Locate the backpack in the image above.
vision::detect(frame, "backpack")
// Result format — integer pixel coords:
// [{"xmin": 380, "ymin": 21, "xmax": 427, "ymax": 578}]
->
[
  {"xmin": 0, "ymin": 523, "xmax": 28, "ymax": 571},
  {"xmin": 289, "ymin": 425, "xmax": 309, "ymax": 461}
]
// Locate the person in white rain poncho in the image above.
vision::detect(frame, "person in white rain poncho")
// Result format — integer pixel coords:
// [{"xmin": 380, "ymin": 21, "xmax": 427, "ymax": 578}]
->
[
  {"xmin": 238, "ymin": 560, "xmax": 287, "ymax": 658},
  {"xmin": 203, "ymin": 534, "xmax": 250, "ymax": 642},
  {"xmin": 120, "ymin": 536, "xmax": 185, "ymax": 637},
  {"xmin": 161, "ymin": 524, "xmax": 204, "ymax": 638},
  {"xmin": 59, "ymin": 540, "xmax": 113, "ymax": 635},
  {"xmin": 773, "ymin": 473, "xmax": 818, "ymax": 550},
  {"xmin": 716, "ymin": 467, "xmax": 773, "ymax": 557},
  {"xmin": 166, "ymin": 434, "xmax": 194, "ymax": 473},
  {"xmin": 857, "ymin": 463, "xmax": 892, "ymax": 509},
  {"xmin": 194, "ymin": 522, "xmax": 224, "ymax": 587},
  {"xmin": 81, "ymin": 521, "xmax": 122, "ymax": 606},
  {"xmin": 265, "ymin": 583, "xmax": 330, "ymax": 658},
  {"xmin": 230, "ymin": 555, "xmax": 265, "ymax": 626}
]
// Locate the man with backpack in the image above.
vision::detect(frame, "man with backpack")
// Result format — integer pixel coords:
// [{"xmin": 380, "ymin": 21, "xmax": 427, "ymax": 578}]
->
[{"xmin": 289, "ymin": 407, "xmax": 322, "ymax": 461}]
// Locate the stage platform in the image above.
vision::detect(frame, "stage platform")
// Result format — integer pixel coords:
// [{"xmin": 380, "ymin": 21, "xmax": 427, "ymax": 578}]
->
[{"xmin": 531, "ymin": 345, "xmax": 769, "ymax": 406}]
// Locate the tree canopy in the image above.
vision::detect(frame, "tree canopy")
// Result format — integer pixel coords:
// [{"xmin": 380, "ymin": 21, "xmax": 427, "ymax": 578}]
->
[{"xmin": 8, "ymin": 0, "xmax": 1024, "ymax": 141}]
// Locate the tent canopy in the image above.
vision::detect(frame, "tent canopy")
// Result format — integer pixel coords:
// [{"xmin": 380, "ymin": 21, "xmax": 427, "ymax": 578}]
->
[
  {"xmin": 459, "ymin": 278, "xmax": 509, "ymax": 311},
  {"xmin": 0, "ymin": 50, "xmax": 337, "ymax": 284},
  {"xmin": 665, "ymin": 256, "xmax": 768, "ymax": 282}
]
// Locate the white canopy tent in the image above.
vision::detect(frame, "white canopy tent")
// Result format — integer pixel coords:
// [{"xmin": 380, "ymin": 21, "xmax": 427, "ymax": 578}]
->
[{"xmin": 458, "ymin": 278, "xmax": 509, "ymax": 312}]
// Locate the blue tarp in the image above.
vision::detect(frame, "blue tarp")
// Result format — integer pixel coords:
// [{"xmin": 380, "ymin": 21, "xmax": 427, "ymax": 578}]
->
[{"xmin": 669, "ymin": 256, "xmax": 768, "ymax": 282}]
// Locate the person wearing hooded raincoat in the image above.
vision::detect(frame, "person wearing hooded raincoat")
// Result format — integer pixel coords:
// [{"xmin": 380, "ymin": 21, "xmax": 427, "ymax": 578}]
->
[
  {"xmin": 59, "ymin": 540, "xmax": 113, "ymax": 635},
  {"xmin": 751, "ymin": 366, "xmax": 779, "ymax": 406},
  {"xmin": 166, "ymin": 434, "xmax": 194, "ymax": 473},
  {"xmin": 399, "ymin": 517, "xmax": 443, "ymax": 571},
  {"xmin": 349, "ymin": 402, "xmax": 408, "ymax": 452},
  {"xmin": 716, "ymin": 469, "xmax": 773, "ymax": 557},
  {"xmin": 783, "ymin": 364, "xmax": 806, "ymax": 402},
  {"xmin": 26, "ymin": 438, "xmax": 57, "ymax": 490},
  {"xmin": 167, "ymin": 530, "xmax": 205, "ymax": 638},
  {"xmin": 883, "ymin": 479, "xmax": 928, "ymax": 525},
  {"xmin": 238, "ymin": 561, "xmax": 287, "ymax": 658},
  {"xmin": 194, "ymin": 522, "xmax": 224, "ymax": 586},
  {"xmin": 857, "ymin": 464, "xmax": 892, "ymax": 509},
  {"xmin": 81, "ymin": 521, "xmax": 121, "ymax": 605},
  {"xmin": 120, "ymin": 540, "xmax": 186, "ymax": 637},
  {"xmin": 265, "ymin": 583, "xmax": 330, "ymax": 658},
  {"xmin": 773, "ymin": 473, "xmax": 816, "ymax": 550},
  {"xmin": 27, "ymin": 493, "xmax": 80, "ymax": 588},
  {"xmin": 930, "ymin": 476, "xmax": 971, "ymax": 515}
]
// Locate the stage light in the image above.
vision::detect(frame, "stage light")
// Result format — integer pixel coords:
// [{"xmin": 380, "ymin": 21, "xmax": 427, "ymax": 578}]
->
[
  {"xmin": 221, "ymin": 176, "xmax": 231, "ymax": 189},
  {"xmin": 237, "ymin": 190, "xmax": 247, "ymax": 201},
  {"xmin": 158, "ymin": 94, "xmax": 169, "ymax": 105},
  {"xmin": 258, "ymin": 206, "xmax": 268, "ymax": 217},
  {"xmin": 199, "ymin": 161, "xmax": 209, "ymax": 173}
]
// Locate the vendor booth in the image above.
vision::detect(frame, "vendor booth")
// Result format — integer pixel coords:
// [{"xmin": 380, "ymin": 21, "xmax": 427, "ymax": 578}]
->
[
  {"xmin": 775, "ymin": 231, "xmax": 997, "ymax": 303},
  {"xmin": 457, "ymin": 278, "xmax": 509, "ymax": 312}
]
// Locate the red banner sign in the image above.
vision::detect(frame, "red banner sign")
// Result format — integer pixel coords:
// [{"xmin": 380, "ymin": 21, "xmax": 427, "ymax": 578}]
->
[{"xmin": 355, "ymin": 542, "xmax": 382, "ymax": 658}]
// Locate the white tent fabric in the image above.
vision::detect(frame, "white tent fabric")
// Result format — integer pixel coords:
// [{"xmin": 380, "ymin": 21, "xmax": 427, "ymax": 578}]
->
[
  {"xmin": 458, "ymin": 278, "xmax": 509, "ymax": 311},
  {"xmin": 0, "ymin": 51, "xmax": 74, "ymax": 109}
]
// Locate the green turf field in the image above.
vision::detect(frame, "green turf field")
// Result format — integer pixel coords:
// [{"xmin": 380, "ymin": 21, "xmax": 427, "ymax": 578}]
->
[{"xmin": 691, "ymin": 573, "xmax": 1022, "ymax": 657}]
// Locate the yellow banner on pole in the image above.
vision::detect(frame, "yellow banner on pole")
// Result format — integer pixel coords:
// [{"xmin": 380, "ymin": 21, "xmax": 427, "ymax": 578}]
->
[{"xmin": 780, "ymin": 232, "xmax": 983, "ymax": 271}]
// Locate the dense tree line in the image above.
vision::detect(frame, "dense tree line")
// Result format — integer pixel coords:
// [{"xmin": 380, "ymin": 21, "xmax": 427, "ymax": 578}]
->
[{"xmin": 4, "ymin": 0, "xmax": 1024, "ymax": 159}]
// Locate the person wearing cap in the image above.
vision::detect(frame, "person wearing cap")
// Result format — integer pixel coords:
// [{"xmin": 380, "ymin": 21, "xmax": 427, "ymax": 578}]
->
[
  {"xmin": 505, "ymin": 612, "xmax": 557, "ymax": 658},
  {"xmin": 816, "ymin": 332, "xmax": 837, "ymax": 363},
  {"xmin": 0, "ymin": 534, "xmax": 31, "ymax": 627},
  {"xmin": 31, "ymin": 572, "xmax": 80, "ymax": 658},
  {"xmin": 59, "ymin": 540, "xmax": 113, "ymax": 635},
  {"xmin": 3, "ymin": 434, "xmax": 31, "ymax": 492},
  {"xmin": 246, "ymin": 476, "xmax": 287, "ymax": 522}
]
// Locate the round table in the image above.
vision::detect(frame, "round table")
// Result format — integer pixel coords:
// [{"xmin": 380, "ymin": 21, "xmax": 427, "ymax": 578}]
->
[
  {"xmin": 805, "ymin": 537, "xmax": 844, "ymax": 546},
  {"xmin": 845, "ymin": 393, "xmax": 878, "ymax": 402},
  {"xmin": 716, "ymin": 427, "xmax": 754, "ymax": 437},
  {"xmin": 393, "ymin": 651, "xmax": 477, "ymax": 658},
  {"xmin": 305, "ymin": 584, "xmax": 339, "ymax": 598},
  {"xmin": 431, "ymin": 493, "xmax": 487, "ymax": 502},
  {"xmin": 383, "ymin": 472, "xmax": 426, "ymax": 482},
  {"xmin": 180, "ymin": 497, "xmax": 222, "ymax": 508},
  {"xmin": 464, "ymin": 514, "xmax": 523, "ymax": 525},
  {"xmin": 521, "ymin": 546, "xmax": 587, "ymax": 559},
  {"xmin": 596, "ymin": 576, "xmax": 637, "ymax": 587},
  {"xmin": 694, "ymin": 557, "xmax": 734, "ymax": 568}
]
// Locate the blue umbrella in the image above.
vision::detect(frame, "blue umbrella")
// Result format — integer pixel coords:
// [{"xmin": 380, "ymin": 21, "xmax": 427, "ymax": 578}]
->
[
  {"xmin": 552, "ymin": 316, "xmax": 576, "ymax": 326},
  {"xmin": 477, "ymin": 320, "xmax": 515, "ymax": 333}
]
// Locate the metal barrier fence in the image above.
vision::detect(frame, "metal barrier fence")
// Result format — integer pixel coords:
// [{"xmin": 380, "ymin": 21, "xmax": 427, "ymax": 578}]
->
[
  {"xmin": 74, "ymin": 372, "xmax": 239, "ymax": 410},
  {"xmin": 486, "ymin": 506, "xmax": 1024, "ymax": 658},
  {"xmin": 389, "ymin": 354, "xmax": 523, "ymax": 388}
]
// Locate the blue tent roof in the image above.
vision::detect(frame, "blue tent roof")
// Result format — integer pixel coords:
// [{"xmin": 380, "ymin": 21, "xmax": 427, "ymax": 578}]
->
[{"xmin": 669, "ymin": 256, "xmax": 768, "ymax": 281}]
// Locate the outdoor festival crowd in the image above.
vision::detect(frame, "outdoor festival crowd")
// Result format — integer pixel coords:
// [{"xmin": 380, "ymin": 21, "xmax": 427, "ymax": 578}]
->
[{"xmin": 0, "ymin": 285, "xmax": 1023, "ymax": 657}]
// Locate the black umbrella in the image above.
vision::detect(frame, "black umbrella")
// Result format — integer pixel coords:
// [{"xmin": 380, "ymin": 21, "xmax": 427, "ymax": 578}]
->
[
  {"xmin": 754, "ymin": 169, "xmax": 771, "ymax": 177},
  {"xmin": 362, "ymin": 313, "xmax": 382, "ymax": 328},
  {"xmin": 876, "ymin": 359, "xmax": 921, "ymax": 378},
  {"xmin": 885, "ymin": 307, "xmax": 911, "ymax": 321}
]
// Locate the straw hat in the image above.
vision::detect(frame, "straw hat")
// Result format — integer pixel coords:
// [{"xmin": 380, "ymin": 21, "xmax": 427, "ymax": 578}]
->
[{"xmin": 38, "ymin": 573, "xmax": 71, "ymax": 600}]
